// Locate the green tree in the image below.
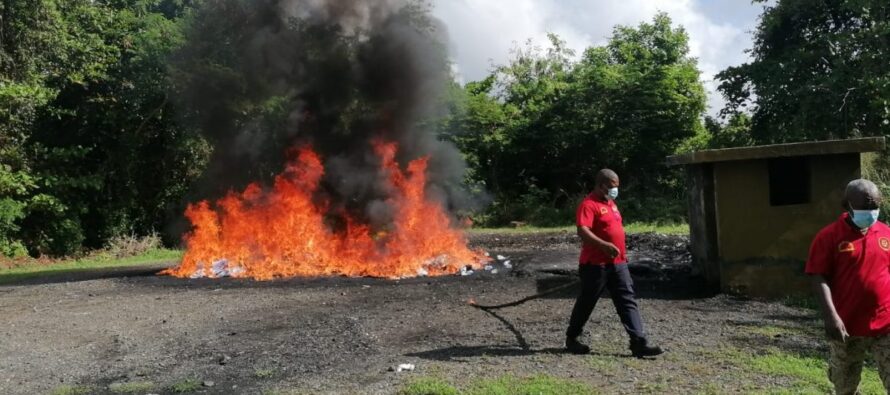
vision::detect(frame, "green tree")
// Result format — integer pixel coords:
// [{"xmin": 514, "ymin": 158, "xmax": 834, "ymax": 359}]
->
[
  {"xmin": 442, "ymin": 14, "xmax": 706, "ymax": 225},
  {"xmin": 705, "ymin": 113, "xmax": 754, "ymax": 149},
  {"xmin": 1, "ymin": 0, "xmax": 205, "ymax": 256},
  {"xmin": 1, "ymin": 0, "xmax": 121, "ymax": 255},
  {"xmin": 717, "ymin": 0, "xmax": 890, "ymax": 143}
]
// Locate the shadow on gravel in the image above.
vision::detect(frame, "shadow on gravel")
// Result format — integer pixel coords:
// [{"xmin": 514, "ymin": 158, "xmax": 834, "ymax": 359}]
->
[
  {"xmin": 409, "ymin": 304, "xmax": 565, "ymax": 361},
  {"xmin": 406, "ymin": 346, "xmax": 567, "ymax": 361},
  {"xmin": 481, "ymin": 308, "xmax": 532, "ymax": 349},
  {"xmin": 0, "ymin": 264, "xmax": 170, "ymax": 287},
  {"xmin": 407, "ymin": 344, "xmax": 630, "ymax": 362},
  {"xmin": 410, "ymin": 301, "xmax": 634, "ymax": 362}
]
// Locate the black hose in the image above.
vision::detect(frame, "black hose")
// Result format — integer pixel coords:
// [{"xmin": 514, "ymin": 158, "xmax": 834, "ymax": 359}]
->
[{"xmin": 468, "ymin": 279, "xmax": 580, "ymax": 310}]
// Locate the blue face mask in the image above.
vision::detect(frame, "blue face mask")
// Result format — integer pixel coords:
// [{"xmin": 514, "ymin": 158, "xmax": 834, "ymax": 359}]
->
[
  {"xmin": 607, "ymin": 187, "xmax": 619, "ymax": 200},
  {"xmin": 850, "ymin": 208, "xmax": 880, "ymax": 229}
]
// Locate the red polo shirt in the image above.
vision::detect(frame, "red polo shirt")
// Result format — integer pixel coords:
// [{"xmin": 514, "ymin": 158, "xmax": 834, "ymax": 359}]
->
[
  {"xmin": 576, "ymin": 193, "xmax": 627, "ymax": 265},
  {"xmin": 805, "ymin": 213, "xmax": 890, "ymax": 337}
]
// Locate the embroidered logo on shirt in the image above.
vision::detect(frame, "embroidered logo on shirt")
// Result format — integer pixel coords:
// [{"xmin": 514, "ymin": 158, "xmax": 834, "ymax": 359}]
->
[
  {"xmin": 838, "ymin": 241, "xmax": 856, "ymax": 253},
  {"xmin": 879, "ymin": 237, "xmax": 890, "ymax": 251},
  {"xmin": 600, "ymin": 207, "xmax": 609, "ymax": 215}
]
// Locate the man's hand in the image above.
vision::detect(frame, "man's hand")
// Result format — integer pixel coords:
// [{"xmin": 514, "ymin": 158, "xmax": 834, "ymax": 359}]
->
[
  {"xmin": 824, "ymin": 314, "xmax": 849, "ymax": 342},
  {"xmin": 599, "ymin": 242, "xmax": 620, "ymax": 259},
  {"xmin": 812, "ymin": 276, "xmax": 848, "ymax": 342}
]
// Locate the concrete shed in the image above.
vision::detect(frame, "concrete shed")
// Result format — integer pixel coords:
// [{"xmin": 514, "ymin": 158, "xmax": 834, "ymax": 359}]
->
[{"xmin": 666, "ymin": 137, "xmax": 886, "ymax": 297}]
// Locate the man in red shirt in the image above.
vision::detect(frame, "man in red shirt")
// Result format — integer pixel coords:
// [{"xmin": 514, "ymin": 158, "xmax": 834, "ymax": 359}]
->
[
  {"xmin": 565, "ymin": 169, "xmax": 663, "ymax": 358},
  {"xmin": 806, "ymin": 179, "xmax": 890, "ymax": 393}
]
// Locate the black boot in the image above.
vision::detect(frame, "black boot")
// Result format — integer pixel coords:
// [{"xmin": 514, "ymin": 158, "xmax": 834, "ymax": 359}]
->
[
  {"xmin": 630, "ymin": 338, "xmax": 663, "ymax": 358},
  {"xmin": 565, "ymin": 337, "xmax": 591, "ymax": 355}
]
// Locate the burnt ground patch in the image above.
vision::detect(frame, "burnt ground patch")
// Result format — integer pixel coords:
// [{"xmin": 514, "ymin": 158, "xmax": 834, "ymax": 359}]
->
[{"xmin": 0, "ymin": 232, "xmax": 827, "ymax": 394}]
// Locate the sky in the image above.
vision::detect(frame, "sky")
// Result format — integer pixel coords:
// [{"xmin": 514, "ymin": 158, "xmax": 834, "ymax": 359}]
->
[{"xmin": 431, "ymin": 0, "xmax": 770, "ymax": 116}]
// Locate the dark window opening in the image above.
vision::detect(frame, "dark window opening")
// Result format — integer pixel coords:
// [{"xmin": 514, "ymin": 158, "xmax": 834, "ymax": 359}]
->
[{"xmin": 768, "ymin": 157, "xmax": 811, "ymax": 206}]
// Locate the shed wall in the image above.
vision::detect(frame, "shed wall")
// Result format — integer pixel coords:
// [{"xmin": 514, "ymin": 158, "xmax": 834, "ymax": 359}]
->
[{"xmin": 713, "ymin": 154, "xmax": 860, "ymax": 262}]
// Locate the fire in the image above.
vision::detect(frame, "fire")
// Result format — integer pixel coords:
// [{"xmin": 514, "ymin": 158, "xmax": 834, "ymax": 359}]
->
[{"xmin": 162, "ymin": 140, "xmax": 487, "ymax": 280}]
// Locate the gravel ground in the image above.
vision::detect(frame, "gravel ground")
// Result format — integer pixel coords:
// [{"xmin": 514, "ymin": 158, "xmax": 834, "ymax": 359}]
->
[{"xmin": 0, "ymin": 231, "xmax": 825, "ymax": 394}]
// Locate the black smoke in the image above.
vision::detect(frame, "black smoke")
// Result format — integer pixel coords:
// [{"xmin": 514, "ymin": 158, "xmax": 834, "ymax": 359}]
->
[{"xmin": 169, "ymin": 0, "xmax": 474, "ymax": 233}]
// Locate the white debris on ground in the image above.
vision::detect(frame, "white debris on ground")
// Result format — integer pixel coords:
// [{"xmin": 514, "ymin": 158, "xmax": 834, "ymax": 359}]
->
[
  {"xmin": 396, "ymin": 363, "xmax": 415, "ymax": 372},
  {"xmin": 211, "ymin": 259, "xmax": 228, "ymax": 277},
  {"xmin": 455, "ymin": 254, "xmax": 514, "ymax": 277},
  {"xmin": 188, "ymin": 252, "xmax": 512, "ymax": 279},
  {"xmin": 189, "ymin": 265, "xmax": 204, "ymax": 279},
  {"xmin": 422, "ymin": 254, "xmax": 450, "ymax": 274},
  {"xmin": 189, "ymin": 259, "xmax": 244, "ymax": 279}
]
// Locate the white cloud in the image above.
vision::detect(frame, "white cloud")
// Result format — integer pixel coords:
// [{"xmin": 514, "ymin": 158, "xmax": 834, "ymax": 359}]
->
[{"xmin": 431, "ymin": 0, "xmax": 763, "ymax": 115}]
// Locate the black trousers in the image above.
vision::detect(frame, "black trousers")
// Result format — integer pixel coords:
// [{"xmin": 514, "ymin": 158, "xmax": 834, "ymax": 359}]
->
[{"xmin": 566, "ymin": 263, "xmax": 646, "ymax": 343}]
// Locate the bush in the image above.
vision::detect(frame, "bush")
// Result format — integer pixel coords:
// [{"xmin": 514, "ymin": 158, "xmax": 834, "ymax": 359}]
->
[
  {"xmin": 104, "ymin": 232, "xmax": 162, "ymax": 259},
  {"xmin": 0, "ymin": 197, "xmax": 28, "ymax": 258},
  {"xmin": 861, "ymin": 150, "xmax": 890, "ymax": 223},
  {"xmin": 473, "ymin": 186, "xmax": 578, "ymax": 227},
  {"xmin": 0, "ymin": 164, "xmax": 33, "ymax": 258},
  {"xmin": 19, "ymin": 193, "xmax": 85, "ymax": 257},
  {"xmin": 473, "ymin": 185, "xmax": 687, "ymax": 228}
]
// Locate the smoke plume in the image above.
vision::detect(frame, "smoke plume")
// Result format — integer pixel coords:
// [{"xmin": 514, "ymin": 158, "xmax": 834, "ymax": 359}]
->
[{"xmin": 170, "ymin": 0, "xmax": 472, "ymax": 232}]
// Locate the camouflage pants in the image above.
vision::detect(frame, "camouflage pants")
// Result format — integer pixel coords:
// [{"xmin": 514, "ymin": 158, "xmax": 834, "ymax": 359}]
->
[{"xmin": 828, "ymin": 335, "xmax": 890, "ymax": 395}]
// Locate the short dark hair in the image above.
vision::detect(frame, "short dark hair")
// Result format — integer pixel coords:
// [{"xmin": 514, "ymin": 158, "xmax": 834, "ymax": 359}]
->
[{"xmin": 595, "ymin": 169, "xmax": 618, "ymax": 185}]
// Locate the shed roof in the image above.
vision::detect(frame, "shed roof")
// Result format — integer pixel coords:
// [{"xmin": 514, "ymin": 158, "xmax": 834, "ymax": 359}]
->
[{"xmin": 666, "ymin": 137, "xmax": 886, "ymax": 166}]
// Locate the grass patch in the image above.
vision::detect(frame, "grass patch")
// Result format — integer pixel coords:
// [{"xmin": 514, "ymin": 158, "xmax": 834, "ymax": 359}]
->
[
  {"xmin": 399, "ymin": 377, "xmax": 459, "ymax": 395},
  {"xmin": 635, "ymin": 380, "xmax": 670, "ymax": 394},
  {"xmin": 587, "ymin": 355, "xmax": 620, "ymax": 374},
  {"xmin": 623, "ymin": 222, "xmax": 689, "ymax": 235},
  {"xmin": 704, "ymin": 346, "xmax": 885, "ymax": 394},
  {"xmin": 0, "ymin": 248, "xmax": 181, "ymax": 284},
  {"xmin": 619, "ymin": 356, "xmax": 647, "ymax": 370},
  {"xmin": 468, "ymin": 222, "xmax": 688, "ymax": 236},
  {"xmin": 467, "ymin": 226, "xmax": 575, "ymax": 235},
  {"xmin": 693, "ymin": 382, "xmax": 724, "ymax": 395},
  {"xmin": 466, "ymin": 375, "xmax": 597, "ymax": 395},
  {"xmin": 748, "ymin": 349, "xmax": 885, "ymax": 395},
  {"xmin": 749, "ymin": 349, "xmax": 833, "ymax": 393},
  {"xmin": 681, "ymin": 360, "xmax": 715, "ymax": 377},
  {"xmin": 49, "ymin": 385, "xmax": 92, "ymax": 395},
  {"xmin": 169, "ymin": 378, "xmax": 202, "ymax": 393},
  {"xmin": 400, "ymin": 375, "xmax": 597, "ymax": 395},
  {"xmin": 254, "ymin": 368, "xmax": 276, "ymax": 379},
  {"xmin": 108, "ymin": 381, "xmax": 155, "ymax": 393},
  {"xmin": 741, "ymin": 325, "xmax": 805, "ymax": 338}
]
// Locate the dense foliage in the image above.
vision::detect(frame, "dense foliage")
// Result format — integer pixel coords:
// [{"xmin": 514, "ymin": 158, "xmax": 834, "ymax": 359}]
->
[
  {"xmin": 2, "ymin": 0, "xmax": 888, "ymax": 257},
  {"xmin": 1, "ymin": 0, "xmax": 208, "ymax": 256},
  {"xmin": 440, "ymin": 15, "xmax": 707, "ymax": 225},
  {"xmin": 717, "ymin": 0, "xmax": 890, "ymax": 143}
]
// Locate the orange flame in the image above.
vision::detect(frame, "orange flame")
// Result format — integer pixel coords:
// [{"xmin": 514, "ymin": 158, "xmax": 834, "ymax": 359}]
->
[{"xmin": 162, "ymin": 140, "xmax": 487, "ymax": 280}]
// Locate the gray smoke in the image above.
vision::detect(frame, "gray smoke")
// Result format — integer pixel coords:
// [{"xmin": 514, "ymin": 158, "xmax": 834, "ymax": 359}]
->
[{"xmin": 171, "ymin": 0, "xmax": 475, "ymax": 231}]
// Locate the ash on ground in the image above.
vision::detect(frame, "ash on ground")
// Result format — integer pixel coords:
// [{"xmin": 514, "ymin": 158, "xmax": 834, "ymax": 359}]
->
[{"xmin": 472, "ymin": 231, "xmax": 692, "ymax": 281}]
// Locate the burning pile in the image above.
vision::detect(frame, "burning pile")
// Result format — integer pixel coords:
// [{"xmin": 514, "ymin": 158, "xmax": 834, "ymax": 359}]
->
[
  {"xmin": 162, "ymin": 0, "xmax": 488, "ymax": 280},
  {"xmin": 163, "ymin": 140, "xmax": 488, "ymax": 280}
]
